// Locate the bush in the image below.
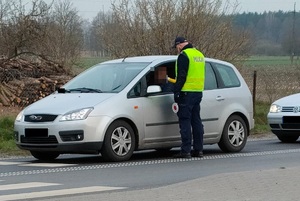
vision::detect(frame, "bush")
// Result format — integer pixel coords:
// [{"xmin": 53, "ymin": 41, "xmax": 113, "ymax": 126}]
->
[{"xmin": 0, "ymin": 117, "xmax": 15, "ymax": 141}]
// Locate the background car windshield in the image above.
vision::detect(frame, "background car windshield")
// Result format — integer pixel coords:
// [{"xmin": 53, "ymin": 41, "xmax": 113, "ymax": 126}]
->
[{"xmin": 64, "ymin": 62, "xmax": 149, "ymax": 93}]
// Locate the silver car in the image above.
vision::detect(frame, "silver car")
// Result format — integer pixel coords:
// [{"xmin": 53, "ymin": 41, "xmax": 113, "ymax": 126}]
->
[
  {"xmin": 14, "ymin": 55, "xmax": 254, "ymax": 161},
  {"xmin": 267, "ymin": 93, "xmax": 300, "ymax": 142}
]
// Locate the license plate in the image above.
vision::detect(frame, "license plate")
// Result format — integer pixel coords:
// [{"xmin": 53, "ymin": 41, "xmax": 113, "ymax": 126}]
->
[{"xmin": 25, "ymin": 128, "xmax": 48, "ymax": 138}]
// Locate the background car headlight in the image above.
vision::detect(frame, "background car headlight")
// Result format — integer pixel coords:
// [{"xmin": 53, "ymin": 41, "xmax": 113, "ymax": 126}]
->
[
  {"xmin": 60, "ymin": 108, "xmax": 93, "ymax": 121},
  {"xmin": 269, "ymin": 104, "xmax": 281, "ymax": 113}
]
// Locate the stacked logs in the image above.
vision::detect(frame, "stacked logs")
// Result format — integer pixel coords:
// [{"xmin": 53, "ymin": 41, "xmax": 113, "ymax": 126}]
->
[{"xmin": 0, "ymin": 58, "xmax": 72, "ymax": 107}]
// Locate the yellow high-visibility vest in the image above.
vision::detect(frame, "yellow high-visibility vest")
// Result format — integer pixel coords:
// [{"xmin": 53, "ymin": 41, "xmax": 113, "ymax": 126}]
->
[{"xmin": 176, "ymin": 48, "xmax": 205, "ymax": 92}]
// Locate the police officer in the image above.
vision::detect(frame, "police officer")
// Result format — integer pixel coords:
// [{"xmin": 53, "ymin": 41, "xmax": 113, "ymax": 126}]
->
[{"xmin": 173, "ymin": 36, "xmax": 205, "ymax": 158}]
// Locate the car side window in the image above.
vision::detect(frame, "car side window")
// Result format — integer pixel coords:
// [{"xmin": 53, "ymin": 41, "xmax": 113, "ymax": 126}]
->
[
  {"xmin": 127, "ymin": 77, "xmax": 147, "ymax": 98},
  {"xmin": 145, "ymin": 63, "xmax": 175, "ymax": 94},
  {"xmin": 128, "ymin": 81, "xmax": 141, "ymax": 98},
  {"xmin": 204, "ymin": 63, "xmax": 217, "ymax": 90},
  {"xmin": 214, "ymin": 63, "xmax": 240, "ymax": 88}
]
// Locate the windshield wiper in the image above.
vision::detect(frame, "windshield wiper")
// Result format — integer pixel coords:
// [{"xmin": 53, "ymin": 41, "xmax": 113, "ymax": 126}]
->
[
  {"xmin": 112, "ymin": 84, "xmax": 122, "ymax": 91},
  {"xmin": 67, "ymin": 87, "xmax": 103, "ymax": 93}
]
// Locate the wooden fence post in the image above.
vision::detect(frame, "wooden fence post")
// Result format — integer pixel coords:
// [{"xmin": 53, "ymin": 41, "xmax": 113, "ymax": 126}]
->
[{"xmin": 253, "ymin": 70, "xmax": 257, "ymax": 116}]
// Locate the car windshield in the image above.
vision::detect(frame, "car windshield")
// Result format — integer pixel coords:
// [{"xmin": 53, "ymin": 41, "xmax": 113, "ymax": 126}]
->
[{"xmin": 63, "ymin": 62, "xmax": 149, "ymax": 93}]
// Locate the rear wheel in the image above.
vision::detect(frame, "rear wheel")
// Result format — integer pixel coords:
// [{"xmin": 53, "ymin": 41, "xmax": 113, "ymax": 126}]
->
[
  {"xmin": 30, "ymin": 151, "xmax": 59, "ymax": 161},
  {"xmin": 218, "ymin": 115, "xmax": 248, "ymax": 152},
  {"xmin": 277, "ymin": 135, "xmax": 299, "ymax": 143},
  {"xmin": 101, "ymin": 120, "xmax": 135, "ymax": 162}
]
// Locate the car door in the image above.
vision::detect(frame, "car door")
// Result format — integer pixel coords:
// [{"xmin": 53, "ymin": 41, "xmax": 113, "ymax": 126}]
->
[
  {"xmin": 142, "ymin": 92, "xmax": 179, "ymax": 144},
  {"xmin": 127, "ymin": 65, "xmax": 180, "ymax": 148},
  {"xmin": 141, "ymin": 65, "xmax": 180, "ymax": 146},
  {"xmin": 201, "ymin": 62, "xmax": 226, "ymax": 141}
]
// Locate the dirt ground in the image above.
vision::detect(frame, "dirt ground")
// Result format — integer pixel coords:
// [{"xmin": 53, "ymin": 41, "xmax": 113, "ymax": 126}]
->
[{"xmin": 0, "ymin": 106, "xmax": 22, "ymax": 117}]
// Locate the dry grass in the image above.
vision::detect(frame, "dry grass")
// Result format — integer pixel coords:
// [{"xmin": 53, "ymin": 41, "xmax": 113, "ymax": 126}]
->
[{"xmin": 240, "ymin": 65, "xmax": 300, "ymax": 104}]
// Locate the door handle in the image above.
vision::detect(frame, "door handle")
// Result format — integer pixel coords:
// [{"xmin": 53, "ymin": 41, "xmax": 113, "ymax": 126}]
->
[{"xmin": 216, "ymin": 96, "xmax": 225, "ymax": 101}]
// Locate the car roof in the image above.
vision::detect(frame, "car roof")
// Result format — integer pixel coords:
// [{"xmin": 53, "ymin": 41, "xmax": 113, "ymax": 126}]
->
[
  {"xmin": 102, "ymin": 55, "xmax": 177, "ymax": 64},
  {"xmin": 102, "ymin": 55, "xmax": 233, "ymax": 66}
]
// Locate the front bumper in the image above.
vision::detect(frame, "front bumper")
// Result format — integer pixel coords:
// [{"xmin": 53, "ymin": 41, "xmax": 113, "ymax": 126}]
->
[
  {"xmin": 268, "ymin": 114, "xmax": 300, "ymax": 135},
  {"xmin": 14, "ymin": 115, "xmax": 112, "ymax": 154}
]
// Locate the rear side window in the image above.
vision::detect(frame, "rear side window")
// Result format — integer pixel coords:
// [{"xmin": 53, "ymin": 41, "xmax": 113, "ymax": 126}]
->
[
  {"xmin": 214, "ymin": 63, "xmax": 240, "ymax": 88},
  {"xmin": 204, "ymin": 63, "xmax": 217, "ymax": 90}
]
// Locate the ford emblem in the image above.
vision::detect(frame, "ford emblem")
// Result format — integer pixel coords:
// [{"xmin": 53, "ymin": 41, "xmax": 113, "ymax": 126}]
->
[{"xmin": 29, "ymin": 115, "xmax": 43, "ymax": 121}]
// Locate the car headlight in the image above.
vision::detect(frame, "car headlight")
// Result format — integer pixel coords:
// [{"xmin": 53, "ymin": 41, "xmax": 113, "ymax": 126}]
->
[
  {"xmin": 60, "ymin": 108, "xmax": 93, "ymax": 121},
  {"xmin": 15, "ymin": 110, "xmax": 24, "ymax": 122},
  {"xmin": 269, "ymin": 104, "xmax": 281, "ymax": 113}
]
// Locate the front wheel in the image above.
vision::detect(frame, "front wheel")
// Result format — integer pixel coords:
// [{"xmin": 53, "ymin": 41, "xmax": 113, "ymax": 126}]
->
[
  {"xmin": 101, "ymin": 120, "xmax": 136, "ymax": 162},
  {"xmin": 30, "ymin": 151, "xmax": 60, "ymax": 161},
  {"xmin": 218, "ymin": 115, "xmax": 248, "ymax": 152}
]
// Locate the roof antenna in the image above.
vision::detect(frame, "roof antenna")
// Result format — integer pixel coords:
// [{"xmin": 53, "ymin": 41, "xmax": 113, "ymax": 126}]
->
[{"xmin": 122, "ymin": 56, "xmax": 128, "ymax": 62}]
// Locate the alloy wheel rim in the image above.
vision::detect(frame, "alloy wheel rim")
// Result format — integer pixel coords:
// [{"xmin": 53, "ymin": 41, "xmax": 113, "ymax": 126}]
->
[
  {"xmin": 228, "ymin": 120, "xmax": 245, "ymax": 146},
  {"xmin": 111, "ymin": 126, "xmax": 132, "ymax": 156}
]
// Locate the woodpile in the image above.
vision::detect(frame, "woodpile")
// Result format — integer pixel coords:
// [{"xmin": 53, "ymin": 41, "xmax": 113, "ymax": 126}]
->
[{"xmin": 0, "ymin": 58, "xmax": 73, "ymax": 107}]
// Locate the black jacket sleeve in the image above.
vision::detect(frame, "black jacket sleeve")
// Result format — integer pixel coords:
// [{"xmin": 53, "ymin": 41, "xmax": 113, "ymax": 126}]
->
[{"xmin": 174, "ymin": 52, "xmax": 189, "ymax": 94}]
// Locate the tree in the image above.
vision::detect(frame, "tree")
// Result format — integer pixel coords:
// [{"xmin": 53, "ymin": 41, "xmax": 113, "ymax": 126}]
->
[
  {"xmin": 91, "ymin": 0, "xmax": 252, "ymax": 62},
  {"xmin": 0, "ymin": 0, "xmax": 83, "ymax": 67},
  {"xmin": 89, "ymin": 11, "xmax": 112, "ymax": 57},
  {"xmin": 41, "ymin": 0, "xmax": 84, "ymax": 66},
  {"xmin": 0, "ymin": 0, "xmax": 51, "ymax": 58},
  {"xmin": 281, "ymin": 14, "xmax": 300, "ymax": 63}
]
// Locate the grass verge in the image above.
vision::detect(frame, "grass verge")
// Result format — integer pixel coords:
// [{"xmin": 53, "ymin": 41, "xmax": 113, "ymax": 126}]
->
[
  {"xmin": 252, "ymin": 101, "xmax": 271, "ymax": 134},
  {"xmin": 0, "ymin": 116, "xmax": 29, "ymax": 157}
]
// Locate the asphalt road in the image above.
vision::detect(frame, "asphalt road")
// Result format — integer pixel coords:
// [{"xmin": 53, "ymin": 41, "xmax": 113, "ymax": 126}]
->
[{"xmin": 1, "ymin": 135, "xmax": 300, "ymax": 201}]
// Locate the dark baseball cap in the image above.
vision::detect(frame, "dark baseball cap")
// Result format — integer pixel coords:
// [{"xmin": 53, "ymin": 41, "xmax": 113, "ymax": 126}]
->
[{"xmin": 173, "ymin": 36, "xmax": 187, "ymax": 48}]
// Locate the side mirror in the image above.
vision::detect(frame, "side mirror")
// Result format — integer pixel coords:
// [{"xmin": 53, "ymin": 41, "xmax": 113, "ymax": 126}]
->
[{"xmin": 147, "ymin": 85, "xmax": 162, "ymax": 94}]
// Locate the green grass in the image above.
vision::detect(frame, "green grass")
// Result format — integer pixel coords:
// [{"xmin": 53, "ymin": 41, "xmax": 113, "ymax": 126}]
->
[
  {"xmin": 0, "ymin": 117, "xmax": 29, "ymax": 156},
  {"xmin": 252, "ymin": 101, "xmax": 271, "ymax": 134},
  {"xmin": 0, "ymin": 117, "xmax": 15, "ymax": 141},
  {"xmin": 244, "ymin": 56, "xmax": 298, "ymax": 66},
  {"xmin": 72, "ymin": 57, "xmax": 110, "ymax": 72},
  {"xmin": 0, "ymin": 140, "xmax": 29, "ymax": 156}
]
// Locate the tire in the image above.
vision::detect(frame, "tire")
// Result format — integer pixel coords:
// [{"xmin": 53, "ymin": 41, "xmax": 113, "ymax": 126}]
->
[
  {"xmin": 30, "ymin": 151, "xmax": 60, "ymax": 161},
  {"xmin": 218, "ymin": 115, "xmax": 248, "ymax": 152},
  {"xmin": 277, "ymin": 135, "xmax": 299, "ymax": 143},
  {"xmin": 101, "ymin": 120, "xmax": 136, "ymax": 162}
]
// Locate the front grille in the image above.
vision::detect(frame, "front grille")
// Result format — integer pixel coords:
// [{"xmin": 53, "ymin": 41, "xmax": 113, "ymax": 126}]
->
[
  {"xmin": 281, "ymin": 124, "xmax": 300, "ymax": 129},
  {"xmin": 25, "ymin": 114, "xmax": 58, "ymax": 122},
  {"xmin": 282, "ymin": 106, "xmax": 294, "ymax": 112},
  {"xmin": 21, "ymin": 135, "xmax": 58, "ymax": 144}
]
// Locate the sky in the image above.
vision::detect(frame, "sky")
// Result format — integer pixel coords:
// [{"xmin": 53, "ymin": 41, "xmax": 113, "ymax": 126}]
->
[
  {"xmin": 29, "ymin": 0, "xmax": 300, "ymax": 21},
  {"xmin": 231, "ymin": 0, "xmax": 299, "ymax": 13}
]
